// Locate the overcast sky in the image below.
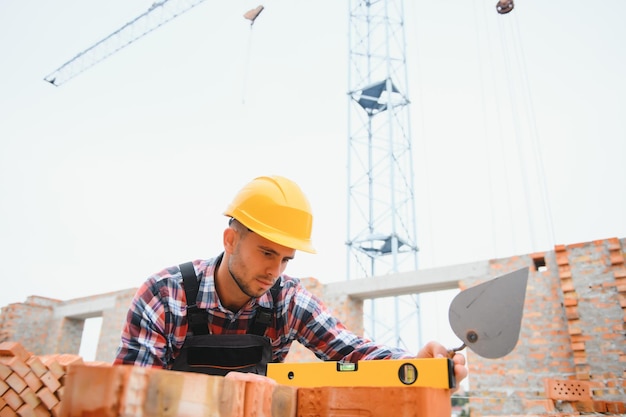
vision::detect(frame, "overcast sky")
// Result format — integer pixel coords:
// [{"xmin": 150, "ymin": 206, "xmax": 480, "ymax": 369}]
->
[{"xmin": 1, "ymin": 0, "xmax": 625, "ymax": 358}]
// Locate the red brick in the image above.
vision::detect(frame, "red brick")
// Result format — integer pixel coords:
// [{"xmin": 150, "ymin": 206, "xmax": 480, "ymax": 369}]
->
[
  {"xmin": 20, "ymin": 374, "xmax": 40, "ymax": 394},
  {"xmin": 565, "ymin": 307, "xmax": 579, "ymax": 320},
  {"xmin": 298, "ymin": 386, "xmax": 451, "ymax": 417},
  {"xmin": 38, "ymin": 373, "xmax": 60, "ymax": 394},
  {"xmin": 562, "ymin": 297, "xmax": 578, "ymax": 307},
  {"xmin": 561, "ymin": 280, "xmax": 575, "ymax": 292},
  {"xmin": 555, "ymin": 269, "xmax": 567, "ymax": 280},
  {"xmin": 610, "ymin": 252, "xmax": 624, "ymax": 265},
  {"xmin": 50, "ymin": 403, "xmax": 61, "ymax": 417},
  {"xmin": 0, "ymin": 343, "xmax": 31, "ymax": 362},
  {"xmin": 575, "ymin": 369, "xmax": 591, "ymax": 381},
  {"xmin": 556, "ymin": 252, "xmax": 569, "ymax": 266},
  {"xmin": 0, "ymin": 404, "xmax": 18, "ymax": 417},
  {"xmin": 592, "ymin": 400, "xmax": 607, "ymax": 412},
  {"xmin": 1, "ymin": 358, "xmax": 30, "ymax": 379},
  {"xmin": 523, "ymin": 398, "xmax": 555, "ymax": 413},
  {"xmin": 58, "ymin": 365, "xmax": 128, "ymax": 417},
  {"xmin": 2, "ymin": 389, "xmax": 24, "ymax": 411},
  {"xmin": 37, "ymin": 360, "xmax": 62, "ymax": 381},
  {"xmin": 5, "ymin": 373, "xmax": 27, "ymax": 394},
  {"xmin": 0, "ymin": 363, "xmax": 11, "ymax": 380},
  {"xmin": 18, "ymin": 388, "xmax": 40, "ymax": 410},
  {"xmin": 545, "ymin": 379, "xmax": 591, "ymax": 401},
  {"xmin": 225, "ymin": 372, "xmax": 276, "ymax": 417},
  {"xmin": 35, "ymin": 387, "xmax": 58, "ymax": 410},
  {"xmin": 16, "ymin": 404, "xmax": 36, "ymax": 417},
  {"xmin": 605, "ymin": 401, "xmax": 626, "ymax": 413},
  {"xmin": 272, "ymin": 385, "xmax": 297, "ymax": 417},
  {"xmin": 0, "ymin": 379, "xmax": 9, "ymax": 396},
  {"xmin": 24, "ymin": 359, "xmax": 46, "ymax": 379},
  {"xmin": 573, "ymin": 400, "xmax": 596, "ymax": 413},
  {"xmin": 607, "ymin": 237, "xmax": 621, "ymax": 249},
  {"xmin": 32, "ymin": 404, "xmax": 49, "ymax": 417},
  {"xmin": 567, "ymin": 325, "xmax": 582, "ymax": 335}
]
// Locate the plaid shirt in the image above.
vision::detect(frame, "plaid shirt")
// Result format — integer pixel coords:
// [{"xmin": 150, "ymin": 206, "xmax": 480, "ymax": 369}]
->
[{"xmin": 114, "ymin": 254, "xmax": 412, "ymax": 368}]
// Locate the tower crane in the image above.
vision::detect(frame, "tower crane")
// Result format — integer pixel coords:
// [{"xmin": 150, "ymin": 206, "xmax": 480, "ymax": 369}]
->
[{"xmin": 43, "ymin": 0, "xmax": 514, "ymax": 86}]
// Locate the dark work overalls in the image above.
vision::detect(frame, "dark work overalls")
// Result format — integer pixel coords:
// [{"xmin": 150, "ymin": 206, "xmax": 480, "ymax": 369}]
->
[{"xmin": 171, "ymin": 260, "xmax": 279, "ymax": 376}]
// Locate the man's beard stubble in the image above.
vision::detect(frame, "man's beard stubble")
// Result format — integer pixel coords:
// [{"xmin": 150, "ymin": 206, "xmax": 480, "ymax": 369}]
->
[{"xmin": 227, "ymin": 252, "xmax": 268, "ymax": 299}]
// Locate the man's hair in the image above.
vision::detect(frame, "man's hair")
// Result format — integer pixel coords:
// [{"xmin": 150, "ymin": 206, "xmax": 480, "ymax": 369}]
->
[{"xmin": 229, "ymin": 218, "xmax": 251, "ymax": 236}]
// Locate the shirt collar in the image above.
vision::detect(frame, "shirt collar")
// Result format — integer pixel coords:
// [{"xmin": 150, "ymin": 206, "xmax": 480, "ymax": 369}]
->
[{"xmin": 196, "ymin": 252, "xmax": 276, "ymax": 311}]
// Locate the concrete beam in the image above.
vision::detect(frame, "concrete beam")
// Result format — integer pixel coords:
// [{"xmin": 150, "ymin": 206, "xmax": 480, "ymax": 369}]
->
[
  {"xmin": 324, "ymin": 260, "xmax": 491, "ymax": 300},
  {"xmin": 53, "ymin": 295, "xmax": 118, "ymax": 320}
]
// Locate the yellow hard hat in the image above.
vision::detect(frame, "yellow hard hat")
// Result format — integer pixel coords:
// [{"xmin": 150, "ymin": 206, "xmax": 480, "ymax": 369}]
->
[{"xmin": 224, "ymin": 176, "xmax": 316, "ymax": 253}]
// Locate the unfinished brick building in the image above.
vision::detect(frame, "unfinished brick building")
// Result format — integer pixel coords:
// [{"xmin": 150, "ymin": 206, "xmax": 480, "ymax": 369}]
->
[{"xmin": 1, "ymin": 236, "xmax": 625, "ymax": 416}]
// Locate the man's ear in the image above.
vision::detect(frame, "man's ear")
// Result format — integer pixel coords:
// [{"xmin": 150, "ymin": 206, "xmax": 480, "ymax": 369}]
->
[{"xmin": 223, "ymin": 227, "xmax": 237, "ymax": 253}]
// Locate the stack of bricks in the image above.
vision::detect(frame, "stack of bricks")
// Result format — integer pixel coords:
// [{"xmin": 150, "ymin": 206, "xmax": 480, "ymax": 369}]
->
[
  {"xmin": 0, "ymin": 341, "xmax": 452, "ymax": 417},
  {"xmin": 60, "ymin": 365, "xmax": 298, "ymax": 417},
  {"xmin": 0, "ymin": 342, "xmax": 82, "ymax": 417},
  {"xmin": 59, "ymin": 363, "xmax": 452, "ymax": 417}
]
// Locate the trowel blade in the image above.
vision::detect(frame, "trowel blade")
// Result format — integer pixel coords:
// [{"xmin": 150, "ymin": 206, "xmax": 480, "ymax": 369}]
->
[{"xmin": 448, "ymin": 267, "xmax": 529, "ymax": 359}]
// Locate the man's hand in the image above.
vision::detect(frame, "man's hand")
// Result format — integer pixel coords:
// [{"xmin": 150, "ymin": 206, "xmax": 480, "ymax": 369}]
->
[{"xmin": 417, "ymin": 340, "xmax": 468, "ymax": 392}]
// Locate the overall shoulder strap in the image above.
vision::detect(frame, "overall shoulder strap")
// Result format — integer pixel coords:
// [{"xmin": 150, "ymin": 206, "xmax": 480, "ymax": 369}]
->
[
  {"xmin": 248, "ymin": 278, "xmax": 282, "ymax": 336},
  {"xmin": 180, "ymin": 261, "xmax": 209, "ymax": 335}
]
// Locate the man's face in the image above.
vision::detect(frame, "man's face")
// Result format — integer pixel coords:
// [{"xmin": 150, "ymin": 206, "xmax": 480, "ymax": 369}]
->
[{"xmin": 227, "ymin": 228, "xmax": 296, "ymax": 299}]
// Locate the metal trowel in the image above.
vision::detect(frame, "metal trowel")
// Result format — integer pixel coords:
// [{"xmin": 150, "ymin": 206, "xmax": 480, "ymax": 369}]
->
[{"xmin": 448, "ymin": 267, "xmax": 529, "ymax": 359}]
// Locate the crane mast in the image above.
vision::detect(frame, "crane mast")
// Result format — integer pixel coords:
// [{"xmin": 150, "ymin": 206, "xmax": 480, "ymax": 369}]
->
[{"xmin": 43, "ymin": 0, "xmax": 208, "ymax": 86}]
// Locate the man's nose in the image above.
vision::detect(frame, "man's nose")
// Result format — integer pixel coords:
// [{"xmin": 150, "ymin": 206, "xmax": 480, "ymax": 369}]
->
[{"xmin": 266, "ymin": 260, "xmax": 282, "ymax": 278}]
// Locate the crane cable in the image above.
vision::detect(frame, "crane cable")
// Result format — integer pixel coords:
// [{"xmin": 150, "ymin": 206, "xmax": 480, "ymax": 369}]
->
[
  {"xmin": 241, "ymin": 5, "xmax": 265, "ymax": 104},
  {"xmin": 473, "ymin": 0, "xmax": 505, "ymax": 257},
  {"xmin": 497, "ymin": 11, "xmax": 556, "ymax": 251},
  {"xmin": 477, "ymin": 4, "xmax": 556, "ymax": 256},
  {"xmin": 510, "ymin": 12, "xmax": 557, "ymax": 248},
  {"xmin": 241, "ymin": 24, "xmax": 255, "ymax": 105}
]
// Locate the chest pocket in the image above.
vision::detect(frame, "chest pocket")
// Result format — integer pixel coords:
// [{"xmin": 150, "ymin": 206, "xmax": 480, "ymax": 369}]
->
[
  {"xmin": 171, "ymin": 260, "xmax": 280, "ymax": 376},
  {"xmin": 172, "ymin": 333, "xmax": 272, "ymax": 375}
]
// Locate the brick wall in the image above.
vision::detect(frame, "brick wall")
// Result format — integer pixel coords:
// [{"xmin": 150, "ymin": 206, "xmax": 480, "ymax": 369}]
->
[
  {"xmin": 97, "ymin": 289, "xmax": 142, "ymax": 362},
  {"xmin": 0, "ymin": 297, "xmax": 60, "ymax": 355},
  {"xmin": 462, "ymin": 237, "xmax": 626, "ymax": 416}
]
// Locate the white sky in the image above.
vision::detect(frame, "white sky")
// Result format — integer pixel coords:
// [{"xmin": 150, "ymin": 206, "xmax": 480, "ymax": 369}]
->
[{"xmin": 1, "ymin": 0, "xmax": 625, "ymax": 359}]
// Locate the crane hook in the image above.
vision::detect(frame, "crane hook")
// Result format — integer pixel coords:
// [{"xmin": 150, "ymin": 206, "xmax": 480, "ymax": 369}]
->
[{"xmin": 496, "ymin": 0, "xmax": 514, "ymax": 14}]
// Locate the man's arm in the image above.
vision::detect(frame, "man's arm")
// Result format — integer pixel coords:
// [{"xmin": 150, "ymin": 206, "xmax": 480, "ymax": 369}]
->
[
  {"xmin": 284, "ymin": 281, "xmax": 468, "ymax": 389},
  {"xmin": 285, "ymin": 283, "xmax": 413, "ymax": 362},
  {"xmin": 114, "ymin": 277, "xmax": 187, "ymax": 368}
]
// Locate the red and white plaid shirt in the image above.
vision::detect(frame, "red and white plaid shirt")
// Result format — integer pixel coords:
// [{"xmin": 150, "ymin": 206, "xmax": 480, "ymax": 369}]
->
[{"xmin": 114, "ymin": 254, "xmax": 412, "ymax": 368}]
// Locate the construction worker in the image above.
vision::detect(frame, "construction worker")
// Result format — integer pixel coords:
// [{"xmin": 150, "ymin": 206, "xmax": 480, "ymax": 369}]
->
[{"xmin": 114, "ymin": 175, "xmax": 467, "ymax": 387}]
